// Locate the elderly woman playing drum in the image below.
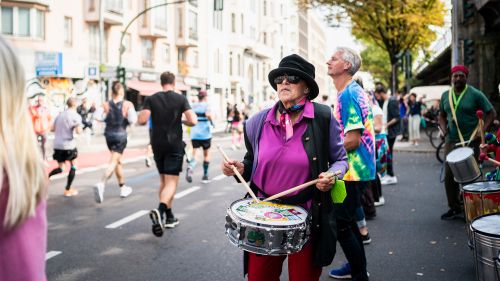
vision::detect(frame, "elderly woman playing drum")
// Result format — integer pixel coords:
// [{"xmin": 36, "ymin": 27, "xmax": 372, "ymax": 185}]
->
[{"xmin": 221, "ymin": 54, "xmax": 348, "ymax": 281}]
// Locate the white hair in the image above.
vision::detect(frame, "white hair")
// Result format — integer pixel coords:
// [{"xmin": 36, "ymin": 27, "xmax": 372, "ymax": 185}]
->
[
  {"xmin": 0, "ymin": 35, "xmax": 45, "ymax": 230},
  {"xmin": 336, "ymin": 47, "xmax": 362, "ymax": 76}
]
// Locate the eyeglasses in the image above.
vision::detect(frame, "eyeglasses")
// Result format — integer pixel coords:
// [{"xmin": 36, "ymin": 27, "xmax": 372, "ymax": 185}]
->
[{"xmin": 274, "ymin": 74, "xmax": 302, "ymax": 85}]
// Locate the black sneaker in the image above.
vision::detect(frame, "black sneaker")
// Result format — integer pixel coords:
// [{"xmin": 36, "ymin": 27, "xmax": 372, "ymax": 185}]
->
[
  {"xmin": 164, "ymin": 217, "xmax": 180, "ymax": 228},
  {"xmin": 361, "ymin": 232, "xmax": 372, "ymax": 245},
  {"xmin": 441, "ymin": 209, "xmax": 461, "ymax": 220},
  {"xmin": 149, "ymin": 209, "xmax": 164, "ymax": 237},
  {"xmin": 202, "ymin": 175, "xmax": 210, "ymax": 184}
]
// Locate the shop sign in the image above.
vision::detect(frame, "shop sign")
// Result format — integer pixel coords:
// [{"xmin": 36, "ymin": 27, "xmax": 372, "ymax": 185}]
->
[{"xmin": 35, "ymin": 52, "xmax": 63, "ymax": 76}]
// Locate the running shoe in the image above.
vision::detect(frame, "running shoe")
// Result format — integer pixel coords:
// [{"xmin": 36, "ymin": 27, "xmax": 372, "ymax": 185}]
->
[
  {"xmin": 164, "ymin": 217, "xmax": 180, "ymax": 228},
  {"xmin": 149, "ymin": 209, "xmax": 164, "ymax": 237},
  {"xmin": 120, "ymin": 185, "xmax": 133, "ymax": 198},
  {"xmin": 202, "ymin": 175, "xmax": 210, "ymax": 184},
  {"xmin": 93, "ymin": 182, "xmax": 105, "ymax": 203},
  {"xmin": 361, "ymin": 232, "xmax": 372, "ymax": 244},
  {"xmin": 329, "ymin": 263, "xmax": 351, "ymax": 279},
  {"xmin": 64, "ymin": 188, "xmax": 79, "ymax": 197},
  {"xmin": 374, "ymin": 196, "xmax": 385, "ymax": 207}
]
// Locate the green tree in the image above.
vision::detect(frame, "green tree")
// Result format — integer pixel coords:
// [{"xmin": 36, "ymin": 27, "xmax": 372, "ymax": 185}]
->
[
  {"xmin": 360, "ymin": 43, "xmax": 391, "ymax": 86},
  {"xmin": 301, "ymin": 0, "xmax": 446, "ymax": 93}
]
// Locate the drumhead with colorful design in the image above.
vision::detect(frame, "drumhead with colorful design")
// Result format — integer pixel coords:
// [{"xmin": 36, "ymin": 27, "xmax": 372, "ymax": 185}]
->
[{"xmin": 230, "ymin": 198, "xmax": 308, "ymax": 226}]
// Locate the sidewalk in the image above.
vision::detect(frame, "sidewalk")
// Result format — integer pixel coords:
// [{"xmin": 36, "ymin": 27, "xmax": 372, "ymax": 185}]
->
[{"xmin": 393, "ymin": 133, "xmax": 436, "ymax": 153}]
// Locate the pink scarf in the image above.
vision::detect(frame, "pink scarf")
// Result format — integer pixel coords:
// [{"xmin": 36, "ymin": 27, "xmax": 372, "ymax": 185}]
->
[{"xmin": 278, "ymin": 99, "xmax": 307, "ymax": 141}]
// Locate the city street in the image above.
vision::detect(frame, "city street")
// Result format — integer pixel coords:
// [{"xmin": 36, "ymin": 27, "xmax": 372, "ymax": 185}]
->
[{"xmin": 45, "ymin": 133, "xmax": 475, "ymax": 281}]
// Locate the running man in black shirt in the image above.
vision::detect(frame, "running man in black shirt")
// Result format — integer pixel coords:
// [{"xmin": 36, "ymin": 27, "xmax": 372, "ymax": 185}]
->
[{"xmin": 138, "ymin": 71, "xmax": 197, "ymax": 237}]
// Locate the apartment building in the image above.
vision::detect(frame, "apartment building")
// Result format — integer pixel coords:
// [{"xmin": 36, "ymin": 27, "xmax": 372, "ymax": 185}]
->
[{"xmin": 1, "ymin": 0, "xmax": 329, "ymax": 119}]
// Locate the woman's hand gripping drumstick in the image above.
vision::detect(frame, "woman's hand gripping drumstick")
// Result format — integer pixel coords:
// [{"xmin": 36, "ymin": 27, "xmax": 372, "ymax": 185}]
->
[
  {"xmin": 218, "ymin": 146, "xmax": 260, "ymax": 203},
  {"xmin": 480, "ymin": 153, "xmax": 500, "ymax": 166},
  {"xmin": 264, "ymin": 170, "xmax": 341, "ymax": 202}
]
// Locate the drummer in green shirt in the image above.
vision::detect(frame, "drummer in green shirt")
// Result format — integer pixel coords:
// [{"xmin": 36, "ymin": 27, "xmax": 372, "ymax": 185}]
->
[{"xmin": 438, "ymin": 64, "xmax": 496, "ymax": 220}]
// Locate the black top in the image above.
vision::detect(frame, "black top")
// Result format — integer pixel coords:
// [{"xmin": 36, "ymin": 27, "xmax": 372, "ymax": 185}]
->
[
  {"xmin": 142, "ymin": 91, "xmax": 191, "ymax": 153},
  {"xmin": 409, "ymin": 101, "xmax": 421, "ymax": 116},
  {"xmin": 104, "ymin": 100, "xmax": 128, "ymax": 136},
  {"xmin": 386, "ymin": 97, "xmax": 401, "ymax": 138}
]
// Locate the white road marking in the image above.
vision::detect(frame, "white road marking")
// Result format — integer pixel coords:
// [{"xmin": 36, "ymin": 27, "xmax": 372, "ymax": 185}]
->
[
  {"xmin": 105, "ymin": 210, "xmax": 149, "ymax": 229},
  {"xmin": 45, "ymin": 251, "xmax": 62, "ymax": 260},
  {"xmin": 174, "ymin": 186, "xmax": 201, "ymax": 199},
  {"xmin": 212, "ymin": 174, "xmax": 227, "ymax": 181}
]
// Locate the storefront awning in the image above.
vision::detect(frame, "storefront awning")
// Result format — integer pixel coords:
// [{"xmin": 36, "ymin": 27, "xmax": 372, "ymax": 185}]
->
[{"xmin": 127, "ymin": 80, "xmax": 162, "ymax": 96}]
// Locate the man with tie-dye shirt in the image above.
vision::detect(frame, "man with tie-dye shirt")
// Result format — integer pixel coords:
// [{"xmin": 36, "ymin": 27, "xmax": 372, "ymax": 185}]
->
[{"xmin": 326, "ymin": 47, "xmax": 375, "ymax": 281}]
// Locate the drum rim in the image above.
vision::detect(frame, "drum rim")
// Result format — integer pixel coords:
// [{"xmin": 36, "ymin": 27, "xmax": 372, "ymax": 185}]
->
[
  {"xmin": 470, "ymin": 213, "xmax": 500, "ymax": 238},
  {"xmin": 463, "ymin": 181, "xmax": 500, "ymax": 192}
]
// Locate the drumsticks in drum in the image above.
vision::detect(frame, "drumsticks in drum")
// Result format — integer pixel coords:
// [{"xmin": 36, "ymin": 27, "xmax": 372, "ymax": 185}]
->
[
  {"xmin": 263, "ymin": 170, "xmax": 342, "ymax": 202},
  {"xmin": 217, "ymin": 146, "xmax": 260, "ymax": 203},
  {"xmin": 479, "ymin": 153, "xmax": 500, "ymax": 166}
]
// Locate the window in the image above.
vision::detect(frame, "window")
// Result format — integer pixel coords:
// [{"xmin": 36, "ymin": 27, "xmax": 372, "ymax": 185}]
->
[
  {"xmin": 213, "ymin": 10, "xmax": 222, "ymax": 30},
  {"xmin": 189, "ymin": 10, "xmax": 198, "ymax": 40},
  {"xmin": 192, "ymin": 49, "xmax": 199, "ymax": 68},
  {"xmin": 262, "ymin": 32, "xmax": 267, "ymax": 45},
  {"xmin": 231, "ymin": 13, "xmax": 236, "ymax": 33},
  {"xmin": 229, "ymin": 52, "xmax": 233, "ymax": 75},
  {"xmin": 142, "ymin": 38, "xmax": 154, "ymax": 67},
  {"xmin": 18, "ymin": 8, "xmax": 30, "ymax": 37},
  {"xmin": 214, "ymin": 49, "xmax": 221, "ymax": 73},
  {"xmin": 241, "ymin": 14, "xmax": 244, "ymax": 34},
  {"xmin": 189, "ymin": 0, "xmax": 198, "ymax": 7},
  {"xmin": 105, "ymin": 0, "xmax": 123, "ymax": 14},
  {"xmin": 89, "ymin": 24, "xmax": 99, "ymax": 60},
  {"xmin": 164, "ymin": 43, "xmax": 170, "ymax": 63},
  {"xmin": 237, "ymin": 54, "xmax": 241, "ymax": 75},
  {"xmin": 177, "ymin": 8, "xmax": 183, "ymax": 38},
  {"xmin": 34, "ymin": 9, "xmax": 44, "ymax": 38},
  {"xmin": 1, "ymin": 7, "xmax": 45, "ymax": 38},
  {"xmin": 178, "ymin": 47, "xmax": 186, "ymax": 61},
  {"xmin": 1, "ymin": 7, "xmax": 13, "ymax": 35},
  {"xmin": 64, "ymin": 17, "xmax": 73, "ymax": 46},
  {"xmin": 153, "ymin": 0, "xmax": 167, "ymax": 31},
  {"xmin": 263, "ymin": 0, "xmax": 267, "ymax": 16}
]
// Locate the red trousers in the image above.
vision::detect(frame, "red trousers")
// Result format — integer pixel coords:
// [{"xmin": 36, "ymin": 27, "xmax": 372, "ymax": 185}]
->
[{"xmin": 247, "ymin": 242, "xmax": 322, "ymax": 281}]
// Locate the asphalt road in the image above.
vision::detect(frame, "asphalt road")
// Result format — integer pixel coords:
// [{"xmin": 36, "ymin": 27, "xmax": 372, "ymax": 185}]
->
[{"xmin": 45, "ymin": 137, "xmax": 476, "ymax": 281}]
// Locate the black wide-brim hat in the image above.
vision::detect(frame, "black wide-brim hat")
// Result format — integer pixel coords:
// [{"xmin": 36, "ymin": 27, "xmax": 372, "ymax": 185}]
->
[{"xmin": 268, "ymin": 54, "xmax": 319, "ymax": 100}]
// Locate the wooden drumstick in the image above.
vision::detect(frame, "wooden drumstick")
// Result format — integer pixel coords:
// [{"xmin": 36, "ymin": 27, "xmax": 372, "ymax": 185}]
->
[
  {"xmin": 263, "ymin": 179, "xmax": 319, "ymax": 202},
  {"xmin": 217, "ymin": 146, "xmax": 260, "ymax": 203},
  {"xmin": 263, "ymin": 170, "xmax": 342, "ymax": 202}
]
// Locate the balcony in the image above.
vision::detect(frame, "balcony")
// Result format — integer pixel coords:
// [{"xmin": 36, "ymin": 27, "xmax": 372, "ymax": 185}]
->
[
  {"xmin": 8, "ymin": 0, "xmax": 51, "ymax": 5},
  {"xmin": 84, "ymin": 0, "xmax": 124, "ymax": 26},
  {"xmin": 174, "ymin": 6, "xmax": 198, "ymax": 47}
]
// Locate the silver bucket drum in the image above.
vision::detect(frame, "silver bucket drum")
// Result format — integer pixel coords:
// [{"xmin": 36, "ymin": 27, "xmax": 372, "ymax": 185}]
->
[
  {"xmin": 446, "ymin": 147, "xmax": 481, "ymax": 184},
  {"xmin": 470, "ymin": 213, "xmax": 500, "ymax": 281},
  {"xmin": 225, "ymin": 198, "xmax": 310, "ymax": 256}
]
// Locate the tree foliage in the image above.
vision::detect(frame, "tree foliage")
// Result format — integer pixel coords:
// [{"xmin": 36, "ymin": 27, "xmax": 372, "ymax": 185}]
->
[
  {"xmin": 360, "ymin": 43, "xmax": 391, "ymax": 86},
  {"xmin": 300, "ymin": 0, "xmax": 446, "ymax": 91}
]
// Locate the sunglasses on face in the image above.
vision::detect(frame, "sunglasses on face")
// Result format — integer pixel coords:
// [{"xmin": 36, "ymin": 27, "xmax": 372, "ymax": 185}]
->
[{"xmin": 274, "ymin": 74, "xmax": 302, "ymax": 85}]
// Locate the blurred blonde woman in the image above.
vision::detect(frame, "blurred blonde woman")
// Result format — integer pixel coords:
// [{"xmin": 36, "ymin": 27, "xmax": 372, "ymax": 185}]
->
[{"xmin": 0, "ymin": 36, "xmax": 48, "ymax": 280}]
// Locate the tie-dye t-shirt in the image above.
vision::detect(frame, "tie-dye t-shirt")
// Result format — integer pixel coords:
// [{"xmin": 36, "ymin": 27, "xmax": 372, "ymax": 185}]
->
[{"xmin": 334, "ymin": 81, "xmax": 376, "ymax": 181}]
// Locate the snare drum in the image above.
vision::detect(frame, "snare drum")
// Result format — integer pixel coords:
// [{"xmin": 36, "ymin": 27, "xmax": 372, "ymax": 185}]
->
[
  {"xmin": 225, "ymin": 198, "xmax": 310, "ymax": 256},
  {"xmin": 446, "ymin": 147, "xmax": 481, "ymax": 183},
  {"xmin": 470, "ymin": 214, "xmax": 500, "ymax": 281}
]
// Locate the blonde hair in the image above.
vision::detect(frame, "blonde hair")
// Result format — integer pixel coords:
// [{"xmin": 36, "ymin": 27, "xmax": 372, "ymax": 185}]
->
[{"xmin": 0, "ymin": 36, "xmax": 46, "ymax": 230}]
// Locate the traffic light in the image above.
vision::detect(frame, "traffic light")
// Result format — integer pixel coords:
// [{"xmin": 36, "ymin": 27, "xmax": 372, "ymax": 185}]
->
[
  {"xmin": 116, "ymin": 66, "xmax": 126, "ymax": 86},
  {"xmin": 463, "ymin": 0, "xmax": 475, "ymax": 21},
  {"xmin": 463, "ymin": 39, "xmax": 475, "ymax": 65}
]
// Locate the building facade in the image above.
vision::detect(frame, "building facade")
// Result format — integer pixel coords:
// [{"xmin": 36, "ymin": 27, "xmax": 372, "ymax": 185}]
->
[{"xmin": 1, "ymin": 0, "xmax": 329, "ymax": 120}]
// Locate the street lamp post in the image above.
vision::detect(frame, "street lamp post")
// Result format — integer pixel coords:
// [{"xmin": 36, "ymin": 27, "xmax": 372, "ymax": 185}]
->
[{"xmin": 117, "ymin": 0, "xmax": 187, "ymax": 71}]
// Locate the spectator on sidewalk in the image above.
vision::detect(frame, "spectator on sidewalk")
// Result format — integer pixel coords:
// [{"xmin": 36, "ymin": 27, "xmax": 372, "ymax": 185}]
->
[
  {"xmin": 399, "ymin": 90, "xmax": 409, "ymax": 141},
  {"xmin": 407, "ymin": 93, "xmax": 423, "ymax": 146},
  {"xmin": 438, "ymin": 65, "xmax": 496, "ymax": 220},
  {"xmin": 29, "ymin": 94, "xmax": 52, "ymax": 161},
  {"xmin": 186, "ymin": 90, "xmax": 213, "ymax": 184},
  {"xmin": 370, "ymin": 92, "xmax": 388, "ymax": 207},
  {"xmin": 327, "ymin": 47, "xmax": 374, "ymax": 281},
  {"xmin": 48, "ymin": 98, "xmax": 83, "ymax": 196},
  {"xmin": 0, "ymin": 35, "xmax": 48, "ymax": 281},
  {"xmin": 375, "ymin": 86, "xmax": 400, "ymax": 185},
  {"xmin": 77, "ymin": 97, "xmax": 95, "ymax": 134},
  {"xmin": 230, "ymin": 104, "xmax": 244, "ymax": 150},
  {"xmin": 93, "ymin": 81, "xmax": 137, "ymax": 204},
  {"xmin": 138, "ymin": 71, "xmax": 197, "ymax": 237}
]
